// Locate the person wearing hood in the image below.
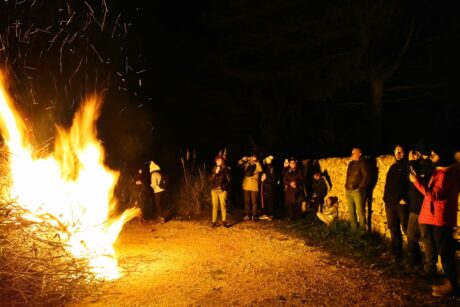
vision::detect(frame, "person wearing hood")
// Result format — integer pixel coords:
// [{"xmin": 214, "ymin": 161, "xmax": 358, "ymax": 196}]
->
[
  {"xmin": 150, "ymin": 161, "xmax": 166, "ymax": 223},
  {"xmin": 410, "ymin": 146, "xmax": 460, "ymax": 297},
  {"xmin": 383, "ymin": 145, "xmax": 409, "ymax": 262}
]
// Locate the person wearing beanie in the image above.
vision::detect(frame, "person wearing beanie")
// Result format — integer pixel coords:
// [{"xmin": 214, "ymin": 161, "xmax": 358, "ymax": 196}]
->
[
  {"xmin": 260, "ymin": 155, "xmax": 278, "ymax": 220},
  {"xmin": 238, "ymin": 153, "xmax": 262, "ymax": 221},
  {"xmin": 406, "ymin": 147, "xmax": 436, "ymax": 275},
  {"xmin": 209, "ymin": 155, "xmax": 231, "ymax": 228},
  {"xmin": 410, "ymin": 147, "xmax": 460, "ymax": 297}
]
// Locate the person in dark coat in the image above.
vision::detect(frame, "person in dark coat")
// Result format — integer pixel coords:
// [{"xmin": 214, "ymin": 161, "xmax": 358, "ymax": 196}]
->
[
  {"xmin": 309, "ymin": 171, "xmax": 330, "ymax": 214},
  {"xmin": 260, "ymin": 155, "xmax": 278, "ymax": 220},
  {"xmin": 283, "ymin": 157, "xmax": 304, "ymax": 221},
  {"xmin": 209, "ymin": 154, "xmax": 231, "ymax": 227},
  {"xmin": 383, "ymin": 145, "xmax": 409, "ymax": 261},
  {"xmin": 407, "ymin": 144, "xmax": 436, "ymax": 276},
  {"xmin": 345, "ymin": 148, "xmax": 370, "ymax": 229}
]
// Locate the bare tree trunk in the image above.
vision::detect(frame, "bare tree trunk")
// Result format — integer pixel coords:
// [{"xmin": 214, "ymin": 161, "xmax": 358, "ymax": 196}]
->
[{"xmin": 369, "ymin": 76, "xmax": 384, "ymax": 153}]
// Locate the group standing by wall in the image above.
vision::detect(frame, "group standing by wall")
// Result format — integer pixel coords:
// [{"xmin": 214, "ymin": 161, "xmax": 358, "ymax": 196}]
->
[{"xmin": 131, "ymin": 144, "xmax": 460, "ymax": 297}]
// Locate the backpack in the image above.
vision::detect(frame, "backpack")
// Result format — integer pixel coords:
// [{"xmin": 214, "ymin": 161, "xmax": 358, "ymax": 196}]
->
[{"xmin": 153, "ymin": 171, "xmax": 168, "ymax": 190}]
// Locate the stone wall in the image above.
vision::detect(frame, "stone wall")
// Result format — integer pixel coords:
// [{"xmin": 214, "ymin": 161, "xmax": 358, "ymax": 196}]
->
[{"xmin": 316, "ymin": 155, "xmax": 395, "ymax": 238}]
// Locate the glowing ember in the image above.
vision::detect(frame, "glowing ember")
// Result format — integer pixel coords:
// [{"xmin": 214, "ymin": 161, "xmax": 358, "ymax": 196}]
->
[{"xmin": 0, "ymin": 71, "xmax": 140, "ymax": 280}]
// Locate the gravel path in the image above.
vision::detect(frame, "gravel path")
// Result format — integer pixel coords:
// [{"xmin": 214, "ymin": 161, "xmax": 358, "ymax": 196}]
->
[{"xmin": 71, "ymin": 219, "xmax": 457, "ymax": 306}]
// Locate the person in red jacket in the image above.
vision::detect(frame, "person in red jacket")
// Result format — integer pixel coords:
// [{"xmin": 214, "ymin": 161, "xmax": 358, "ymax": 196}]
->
[{"xmin": 409, "ymin": 147, "xmax": 460, "ymax": 297}]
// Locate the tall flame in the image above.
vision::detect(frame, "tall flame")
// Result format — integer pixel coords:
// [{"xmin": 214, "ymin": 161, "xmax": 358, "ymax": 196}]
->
[{"xmin": 0, "ymin": 71, "xmax": 140, "ymax": 279}]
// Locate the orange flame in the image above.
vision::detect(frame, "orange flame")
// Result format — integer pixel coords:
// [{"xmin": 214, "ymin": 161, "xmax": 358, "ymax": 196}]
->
[{"xmin": 0, "ymin": 71, "xmax": 140, "ymax": 279}]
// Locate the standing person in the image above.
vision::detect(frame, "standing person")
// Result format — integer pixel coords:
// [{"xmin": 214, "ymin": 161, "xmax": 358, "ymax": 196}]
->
[
  {"xmin": 260, "ymin": 155, "xmax": 277, "ymax": 220},
  {"xmin": 345, "ymin": 148, "xmax": 370, "ymax": 230},
  {"xmin": 410, "ymin": 147, "xmax": 460, "ymax": 297},
  {"xmin": 283, "ymin": 157, "xmax": 304, "ymax": 221},
  {"xmin": 133, "ymin": 167, "xmax": 149, "ymax": 220},
  {"xmin": 209, "ymin": 154, "xmax": 231, "ymax": 228},
  {"xmin": 309, "ymin": 171, "xmax": 330, "ymax": 214},
  {"xmin": 150, "ymin": 161, "xmax": 167, "ymax": 223},
  {"xmin": 383, "ymin": 145, "xmax": 409, "ymax": 262},
  {"xmin": 406, "ymin": 145, "xmax": 436, "ymax": 275},
  {"xmin": 238, "ymin": 153, "xmax": 262, "ymax": 221}
]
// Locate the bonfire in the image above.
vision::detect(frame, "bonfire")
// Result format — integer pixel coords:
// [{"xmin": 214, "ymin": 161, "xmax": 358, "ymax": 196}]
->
[{"xmin": 0, "ymin": 71, "xmax": 140, "ymax": 305}]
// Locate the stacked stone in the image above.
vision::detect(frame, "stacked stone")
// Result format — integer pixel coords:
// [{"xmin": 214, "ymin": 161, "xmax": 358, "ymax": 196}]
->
[{"xmin": 316, "ymin": 155, "xmax": 395, "ymax": 238}]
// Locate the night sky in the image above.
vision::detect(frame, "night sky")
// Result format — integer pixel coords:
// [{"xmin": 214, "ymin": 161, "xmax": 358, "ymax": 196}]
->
[{"xmin": 1, "ymin": 0, "xmax": 460, "ymax": 172}]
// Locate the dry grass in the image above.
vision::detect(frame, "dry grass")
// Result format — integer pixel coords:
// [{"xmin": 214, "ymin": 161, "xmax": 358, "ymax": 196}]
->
[
  {"xmin": 174, "ymin": 150, "xmax": 212, "ymax": 218},
  {"xmin": 0, "ymin": 149, "xmax": 100, "ymax": 307}
]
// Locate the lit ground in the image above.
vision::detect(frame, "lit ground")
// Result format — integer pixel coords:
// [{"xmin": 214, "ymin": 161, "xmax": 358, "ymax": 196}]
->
[{"xmin": 72, "ymin": 218, "xmax": 453, "ymax": 306}]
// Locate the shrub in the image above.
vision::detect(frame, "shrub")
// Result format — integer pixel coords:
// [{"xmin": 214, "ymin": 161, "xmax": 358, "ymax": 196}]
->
[{"xmin": 173, "ymin": 150, "xmax": 212, "ymax": 218}]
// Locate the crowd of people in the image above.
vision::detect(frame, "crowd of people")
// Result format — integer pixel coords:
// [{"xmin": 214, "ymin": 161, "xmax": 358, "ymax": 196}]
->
[
  {"xmin": 133, "ymin": 143, "xmax": 460, "ymax": 297},
  {"xmin": 209, "ymin": 153, "xmax": 335, "ymax": 225},
  {"xmin": 382, "ymin": 143, "xmax": 460, "ymax": 297}
]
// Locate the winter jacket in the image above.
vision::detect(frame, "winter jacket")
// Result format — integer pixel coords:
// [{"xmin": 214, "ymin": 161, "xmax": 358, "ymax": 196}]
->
[
  {"xmin": 238, "ymin": 159, "xmax": 262, "ymax": 192},
  {"xmin": 345, "ymin": 159, "xmax": 370, "ymax": 191},
  {"xmin": 383, "ymin": 159, "xmax": 409, "ymax": 206},
  {"xmin": 416, "ymin": 166, "xmax": 460, "ymax": 227},
  {"xmin": 310, "ymin": 176, "xmax": 329, "ymax": 204},
  {"xmin": 408, "ymin": 158, "xmax": 433, "ymax": 214},
  {"xmin": 283, "ymin": 167, "xmax": 304, "ymax": 204},
  {"xmin": 262, "ymin": 165, "xmax": 277, "ymax": 191},
  {"xmin": 209, "ymin": 166, "xmax": 231, "ymax": 191},
  {"xmin": 150, "ymin": 171, "xmax": 165, "ymax": 194}
]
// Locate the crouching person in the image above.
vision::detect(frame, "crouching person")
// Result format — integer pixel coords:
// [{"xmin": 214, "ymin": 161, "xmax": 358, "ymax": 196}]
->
[
  {"xmin": 316, "ymin": 196, "xmax": 339, "ymax": 225},
  {"xmin": 209, "ymin": 154, "xmax": 231, "ymax": 228}
]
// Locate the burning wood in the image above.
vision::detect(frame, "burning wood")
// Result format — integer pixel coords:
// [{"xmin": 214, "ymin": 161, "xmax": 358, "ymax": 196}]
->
[{"xmin": 0, "ymin": 70, "xmax": 140, "ymax": 289}]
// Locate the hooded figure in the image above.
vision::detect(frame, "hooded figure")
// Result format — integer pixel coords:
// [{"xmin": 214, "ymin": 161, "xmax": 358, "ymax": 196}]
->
[{"xmin": 149, "ymin": 161, "xmax": 166, "ymax": 222}]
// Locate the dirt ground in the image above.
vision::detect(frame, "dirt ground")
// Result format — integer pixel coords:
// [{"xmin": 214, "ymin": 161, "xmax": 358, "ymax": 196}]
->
[{"xmin": 71, "ymin": 217, "xmax": 458, "ymax": 307}]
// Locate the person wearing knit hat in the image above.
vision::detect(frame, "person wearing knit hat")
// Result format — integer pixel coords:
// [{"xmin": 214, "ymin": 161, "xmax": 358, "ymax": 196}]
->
[
  {"xmin": 414, "ymin": 140, "xmax": 431, "ymax": 157},
  {"xmin": 410, "ymin": 147, "xmax": 460, "ymax": 296},
  {"xmin": 209, "ymin": 154, "xmax": 231, "ymax": 228},
  {"xmin": 407, "ymin": 144, "xmax": 436, "ymax": 277},
  {"xmin": 263, "ymin": 155, "xmax": 274, "ymax": 165},
  {"xmin": 149, "ymin": 161, "xmax": 167, "ymax": 223},
  {"xmin": 260, "ymin": 155, "xmax": 277, "ymax": 220}
]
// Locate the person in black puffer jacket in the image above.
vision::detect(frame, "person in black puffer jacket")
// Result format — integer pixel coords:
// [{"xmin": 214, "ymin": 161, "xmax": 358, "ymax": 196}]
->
[{"xmin": 406, "ymin": 145, "xmax": 436, "ymax": 275}]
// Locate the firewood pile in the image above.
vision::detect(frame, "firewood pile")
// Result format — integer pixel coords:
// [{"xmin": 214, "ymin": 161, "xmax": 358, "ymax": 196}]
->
[{"xmin": 0, "ymin": 151, "xmax": 99, "ymax": 306}]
